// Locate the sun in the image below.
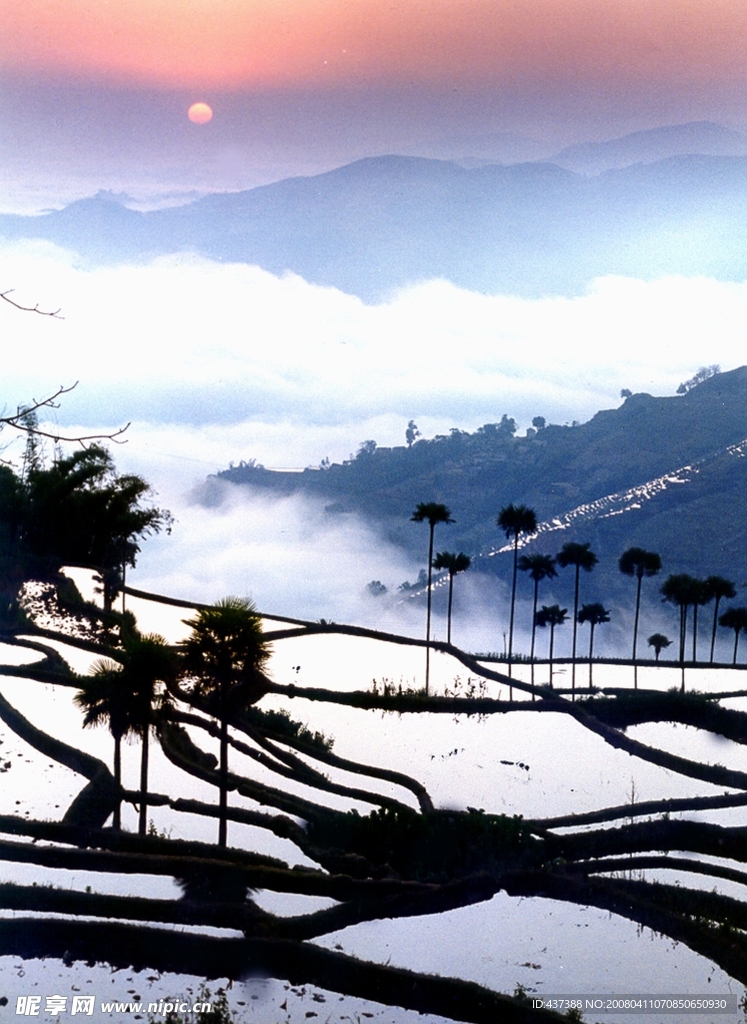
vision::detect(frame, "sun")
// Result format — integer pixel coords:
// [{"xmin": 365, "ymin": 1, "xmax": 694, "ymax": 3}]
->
[{"xmin": 187, "ymin": 102, "xmax": 213, "ymax": 124}]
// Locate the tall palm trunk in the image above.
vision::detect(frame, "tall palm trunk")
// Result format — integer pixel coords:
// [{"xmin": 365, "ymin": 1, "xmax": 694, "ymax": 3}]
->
[
  {"xmin": 446, "ymin": 572, "xmax": 454, "ymax": 645},
  {"xmin": 692, "ymin": 604, "xmax": 699, "ymax": 663},
  {"xmin": 734, "ymin": 629, "xmax": 742, "ymax": 666},
  {"xmin": 632, "ymin": 573, "xmax": 642, "ymax": 689},
  {"xmin": 678, "ymin": 605, "xmax": 687, "ymax": 663},
  {"xmin": 530, "ymin": 579, "xmax": 539, "ymax": 696},
  {"xmin": 113, "ymin": 734, "xmax": 122, "ymax": 831},
  {"xmin": 507, "ymin": 536, "xmax": 519, "ymax": 689},
  {"xmin": 219, "ymin": 675, "xmax": 229, "ymax": 847},
  {"xmin": 710, "ymin": 598, "xmax": 723, "ymax": 664},
  {"xmin": 425, "ymin": 524, "xmax": 435, "ymax": 696},
  {"xmin": 548, "ymin": 624, "xmax": 556, "ymax": 689},
  {"xmin": 138, "ymin": 727, "xmax": 149, "ymax": 837},
  {"xmin": 679, "ymin": 604, "xmax": 687, "ymax": 692},
  {"xmin": 588, "ymin": 622, "xmax": 596, "ymax": 689},
  {"xmin": 632, "ymin": 573, "xmax": 643, "ymax": 661},
  {"xmin": 570, "ymin": 567, "xmax": 580, "ymax": 698}
]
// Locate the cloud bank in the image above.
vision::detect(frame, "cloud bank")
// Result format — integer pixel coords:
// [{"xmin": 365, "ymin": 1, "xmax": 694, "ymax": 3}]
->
[
  {"xmin": 3, "ymin": 241, "xmax": 747, "ymax": 481},
  {"xmin": 3, "ymin": 242, "xmax": 746, "ymax": 626}
]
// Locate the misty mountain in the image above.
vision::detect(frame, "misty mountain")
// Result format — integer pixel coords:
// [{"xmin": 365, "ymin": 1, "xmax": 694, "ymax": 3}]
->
[
  {"xmin": 3, "ymin": 151, "xmax": 747, "ymax": 301},
  {"xmin": 210, "ymin": 366, "xmax": 747, "ymax": 599},
  {"xmin": 551, "ymin": 121, "xmax": 747, "ymax": 175}
]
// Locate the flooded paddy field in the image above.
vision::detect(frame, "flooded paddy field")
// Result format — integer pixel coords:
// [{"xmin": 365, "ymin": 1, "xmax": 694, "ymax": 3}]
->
[{"xmin": 1, "ymin": 583, "xmax": 746, "ymax": 1023}]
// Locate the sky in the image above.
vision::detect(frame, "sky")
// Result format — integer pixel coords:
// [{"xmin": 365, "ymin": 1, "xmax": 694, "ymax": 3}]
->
[
  {"xmin": 3, "ymin": 0, "xmax": 747, "ymax": 207},
  {"xmin": 3, "ymin": 0, "xmax": 747, "ymax": 622}
]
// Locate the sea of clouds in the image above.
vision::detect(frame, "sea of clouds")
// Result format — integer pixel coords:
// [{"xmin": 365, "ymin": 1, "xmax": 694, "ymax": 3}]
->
[{"xmin": 2, "ymin": 239, "xmax": 745, "ymax": 642}]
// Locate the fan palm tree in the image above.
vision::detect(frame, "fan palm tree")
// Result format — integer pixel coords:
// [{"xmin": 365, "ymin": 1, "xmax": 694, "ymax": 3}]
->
[
  {"xmin": 535, "ymin": 604, "xmax": 568, "ymax": 689},
  {"xmin": 74, "ymin": 659, "xmax": 134, "ymax": 830},
  {"xmin": 689, "ymin": 578, "xmax": 711, "ymax": 663},
  {"xmin": 432, "ymin": 551, "xmax": 471, "ymax": 645},
  {"xmin": 411, "ymin": 503, "xmax": 454, "ymax": 695},
  {"xmin": 556, "ymin": 542, "xmax": 598, "ymax": 698},
  {"xmin": 76, "ymin": 632, "xmax": 176, "ymax": 835},
  {"xmin": 181, "ymin": 597, "xmax": 271, "ymax": 847},
  {"xmin": 718, "ymin": 607, "xmax": 747, "ymax": 665},
  {"xmin": 618, "ymin": 547, "xmax": 661, "ymax": 687},
  {"xmin": 704, "ymin": 576, "xmax": 736, "ymax": 663},
  {"xmin": 577, "ymin": 602, "xmax": 610, "ymax": 689},
  {"xmin": 125, "ymin": 633, "xmax": 177, "ymax": 836},
  {"xmin": 497, "ymin": 503, "xmax": 537, "ymax": 691},
  {"xmin": 518, "ymin": 552, "xmax": 557, "ymax": 691},
  {"xmin": 660, "ymin": 573, "xmax": 699, "ymax": 691},
  {"xmin": 647, "ymin": 633, "xmax": 672, "ymax": 662}
]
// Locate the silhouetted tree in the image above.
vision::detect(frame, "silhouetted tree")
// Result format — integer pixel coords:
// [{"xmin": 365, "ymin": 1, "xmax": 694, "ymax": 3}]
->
[
  {"xmin": 677, "ymin": 364, "xmax": 720, "ymax": 395},
  {"xmin": 21, "ymin": 446, "xmax": 171, "ymax": 611},
  {"xmin": 556, "ymin": 542, "xmax": 598, "ymax": 698},
  {"xmin": 704, "ymin": 576, "xmax": 736, "ymax": 663},
  {"xmin": 77, "ymin": 631, "xmax": 176, "ymax": 835},
  {"xmin": 535, "ymin": 604, "xmax": 567, "ymax": 689},
  {"xmin": 577, "ymin": 602, "xmax": 610, "ymax": 689},
  {"xmin": 718, "ymin": 607, "xmax": 747, "ymax": 665},
  {"xmin": 661, "ymin": 573, "xmax": 700, "ymax": 690},
  {"xmin": 405, "ymin": 420, "xmax": 421, "ymax": 447},
  {"xmin": 181, "ymin": 597, "xmax": 271, "ymax": 846},
  {"xmin": 411, "ymin": 503, "xmax": 454, "ymax": 695},
  {"xmin": 647, "ymin": 633, "xmax": 672, "ymax": 662},
  {"xmin": 518, "ymin": 552, "xmax": 557, "ymax": 691},
  {"xmin": 432, "ymin": 551, "xmax": 471, "ymax": 645},
  {"xmin": 75, "ymin": 658, "xmax": 136, "ymax": 830},
  {"xmin": 689, "ymin": 578, "xmax": 711, "ymax": 663},
  {"xmin": 497, "ymin": 503, "xmax": 537, "ymax": 693},
  {"xmin": 619, "ymin": 547, "xmax": 661, "ymax": 687}
]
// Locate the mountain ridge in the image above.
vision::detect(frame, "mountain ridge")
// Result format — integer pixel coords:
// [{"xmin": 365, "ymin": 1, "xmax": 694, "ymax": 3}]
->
[
  {"xmin": 3, "ymin": 152, "xmax": 747, "ymax": 300},
  {"xmin": 209, "ymin": 366, "xmax": 747, "ymax": 597}
]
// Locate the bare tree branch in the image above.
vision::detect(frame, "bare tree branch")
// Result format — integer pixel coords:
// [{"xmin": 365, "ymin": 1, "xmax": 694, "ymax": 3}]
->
[
  {"xmin": 1, "ymin": 288, "xmax": 63, "ymax": 318},
  {"xmin": 0, "ymin": 382, "xmax": 130, "ymax": 446}
]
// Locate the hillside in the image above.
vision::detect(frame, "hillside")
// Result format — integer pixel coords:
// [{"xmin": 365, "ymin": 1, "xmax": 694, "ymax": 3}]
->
[
  {"xmin": 4, "ymin": 153, "xmax": 747, "ymax": 300},
  {"xmin": 211, "ymin": 367, "xmax": 747, "ymax": 597}
]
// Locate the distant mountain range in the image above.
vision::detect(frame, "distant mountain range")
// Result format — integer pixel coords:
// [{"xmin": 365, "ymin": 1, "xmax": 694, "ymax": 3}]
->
[
  {"xmin": 209, "ymin": 366, "xmax": 747, "ymax": 600},
  {"xmin": 3, "ymin": 126, "xmax": 747, "ymax": 301},
  {"xmin": 550, "ymin": 121, "xmax": 747, "ymax": 175}
]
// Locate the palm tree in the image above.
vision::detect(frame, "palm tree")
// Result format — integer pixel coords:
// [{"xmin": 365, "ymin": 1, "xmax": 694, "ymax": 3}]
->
[
  {"xmin": 432, "ymin": 551, "xmax": 471, "ymax": 645},
  {"xmin": 577, "ymin": 602, "xmax": 610, "ymax": 689},
  {"xmin": 518, "ymin": 552, "xmax": 557, "ymax": 691},
  {"xmin": 125, "ymin": 633, "xmax": 177, "ymax": 836},
  {"xmin": 556, "ymin": 542, "xmax": 598, "ymax": 698},
  {"xmin": 411, "ymin": 503, "xmax": 454, "ymax": 695},
  {"xmin": 181, "ymin": 597, "xmax": 271, "ymax": 847},
  {"xmin": 689, "ymin": 578, "xmax": 710, "ymax": 663},
  {"xmin": 497, "ymin": 504, "xmax": 537, "ymax": 691},
  {"xmin": 647, "ymin": 633, "xmax": 672, "ymax": 662},
  {"xmin": 618, "ymin": 547, "xmax": 661, "ymax": 687},
  {"xmin": 535, "ymin": 604, "xmax": 568, "ymax": 689},
  {"xmin": 718, "ymin": 607, "xmax": 747, "ymax": 665},
  {"xmin": 704, "ymin": 576, "xmax": 736, "ymax": 663},
  {"xmin": 75, "ymin": 659, "xmax": 134, "ymax": 830},
  {"xmin": 661, "ymin": 573, "xmax": 699, "ymax": 691},
  {"xmin": 77, "ymin": 632, "xmax": 176, "ymax": 835}
]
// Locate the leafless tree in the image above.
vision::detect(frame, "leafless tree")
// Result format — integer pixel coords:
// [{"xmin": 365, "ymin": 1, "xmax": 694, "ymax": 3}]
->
[{"xmin": 2, "ymin": 289, "xmax": 129, "ymax": 447}]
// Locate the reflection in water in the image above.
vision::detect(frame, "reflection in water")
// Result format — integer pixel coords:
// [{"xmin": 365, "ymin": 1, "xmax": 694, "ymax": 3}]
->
[{"xmin": 1, "ymin": 607, "xmax": 745, "ymax": 1021}]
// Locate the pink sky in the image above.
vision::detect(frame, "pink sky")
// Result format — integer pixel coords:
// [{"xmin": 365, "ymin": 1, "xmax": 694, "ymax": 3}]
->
[
  {"xmin": 5, "ymin": 0, "xmax": 747, "ymax": 95},
  {"xmin": 3, "ymin": 0, "xmax": 747, "ymax": 208}
]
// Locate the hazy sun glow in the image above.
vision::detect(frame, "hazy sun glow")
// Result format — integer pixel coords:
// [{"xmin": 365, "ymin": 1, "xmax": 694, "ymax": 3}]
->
[{"xmin": 188, "ymin": 102, "xmax": 213, "ymax": 124}]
